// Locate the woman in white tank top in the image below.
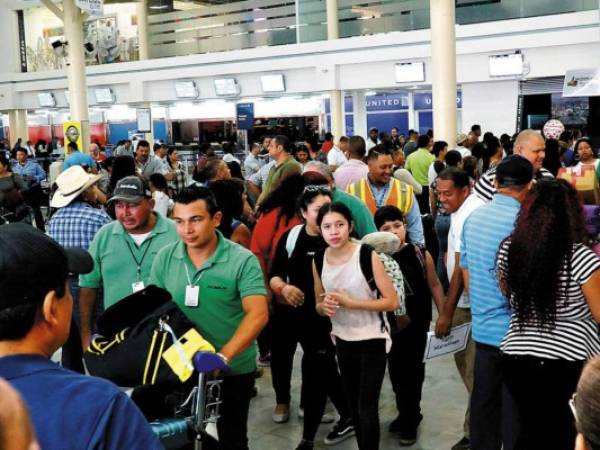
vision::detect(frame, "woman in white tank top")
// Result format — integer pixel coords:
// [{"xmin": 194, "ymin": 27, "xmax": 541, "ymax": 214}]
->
[{"xmin": 313, "ymin": 202, "xmax": 398, "ymax": 450}]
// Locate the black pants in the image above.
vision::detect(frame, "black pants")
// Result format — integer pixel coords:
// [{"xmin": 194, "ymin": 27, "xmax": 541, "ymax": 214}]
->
[
  {"xmin": 388, "ymin": 320, "xmax": 429, "ymax": 433},
  {"xmin": 22, "ymin": 184, "xmax": 45, "ymax": 231},
  {"xmin": 415, "ymin": 185, "xmax": 430, "ymax": 215},
  {"xmin": 470, "ymin": 343, "xmax": 518, "ymax": 450},
  {"xmin": 336, "ymin": 338, "xmax": 387, "ymax": 450},
  {"xmin": 501, "ymin": 353, "xmax": 584, "ymax": 450},
  {"xmin": 217, "ymin": 372, "xmax": 255, "ymax": 450},
  {"xmin": 271, "ymin": 307, "xmax": 350, "ymax": 441}
]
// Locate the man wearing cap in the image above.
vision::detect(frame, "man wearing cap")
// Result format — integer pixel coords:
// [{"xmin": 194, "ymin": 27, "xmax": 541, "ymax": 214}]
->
[
  {"xmin": 78, "ymin": 175, "xmax": 178, "ymax": 347},
  {"xmin": 150, "ymin": 186, "xmax": 268, "ymax": 450},
  {"xmin": 474, "ymin": 129, "xmax": 553, "ymax": 203},
  {"xmin": 450, "ymin": 156, "xmax": 532, "ymax": 450},
  {"xmin": 456, "ymin": 133, "xmax": 472, "ymax": 158},
  {"xmin": 48, "ymin": 166, "xmax": 111, "ymax": 371},
  {"xmin": 0, "ymin": 224, "xmax": 162, "ymax": 450}
]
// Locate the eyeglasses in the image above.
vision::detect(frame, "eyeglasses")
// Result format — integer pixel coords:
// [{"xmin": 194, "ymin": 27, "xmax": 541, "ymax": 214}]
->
[{"xmin": 303, "ymin": 184, "xmax": 330, "ymax": 194}]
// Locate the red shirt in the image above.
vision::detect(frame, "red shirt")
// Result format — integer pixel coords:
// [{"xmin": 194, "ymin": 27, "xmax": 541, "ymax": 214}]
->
[
  {"xmin": 92, "ymin": 152, "xmax": 107, "ymax": 163},
  {"xmin": 321, "ymin": 141, "xmax": 333, "ymax": 154},
  {"xmin": 250, "ymin": 208, "xmax": 302, "ymax": 277}
]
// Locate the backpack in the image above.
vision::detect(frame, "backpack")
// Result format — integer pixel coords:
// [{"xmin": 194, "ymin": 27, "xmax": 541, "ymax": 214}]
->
[
  {"xmin": 285, "ymin": 224, "xmax": 304, "ymax": 258},
  {"xmin": 314, "ymin": 243, "xmax": 408, "ymax": 335}
]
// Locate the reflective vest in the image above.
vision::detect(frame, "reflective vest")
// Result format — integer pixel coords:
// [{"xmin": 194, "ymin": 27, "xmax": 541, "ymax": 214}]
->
[{"xmin": 347, "ymin": 177, "xmax": 413, "ymax": 215}]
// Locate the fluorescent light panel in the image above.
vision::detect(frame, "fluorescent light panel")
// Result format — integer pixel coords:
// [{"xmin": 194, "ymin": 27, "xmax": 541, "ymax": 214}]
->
[
  {"xmin": 395, "ymin": 62, "xmax": 425, "ymax": 83},
  {"xmin": 260, "ymin": 74, "xmax": 285, "ymax": 93}
]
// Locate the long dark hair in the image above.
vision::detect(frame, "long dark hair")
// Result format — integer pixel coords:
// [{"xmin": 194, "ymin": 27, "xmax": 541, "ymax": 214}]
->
[
  {"xmin": 542, "ymin": 139, "xmax": 561, "ymax": 177},
  {"xmin": 482, "ymin": 136, "xmax": 501, "ymax": 174},
  {"xmin": 210, "ymin": 179, "xmax": 244, "ymax": 239},
  {"xmin": 501, "ymin": 179, "xmax": 587, "ymax": 330},
  {"xmin": 109, "ymin": 156, "xmax": 136, "ymax": 191}
]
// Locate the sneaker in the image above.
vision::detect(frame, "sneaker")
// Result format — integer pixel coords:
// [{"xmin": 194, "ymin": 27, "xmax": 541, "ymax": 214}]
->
[
  {"xmin": 272, "ymin": 403, "xmax": 290, "ymax": 423},
  {"xmin": 451, "ymin": 436, "xmax": 471, "ymax": 450},
  {"xmin": 257, "ymin": 352, "xmax": 272, "ymax": 367},
  {"xmin": 295, "ymin": 440, "xmax": 314, "ymax": 450},
  {"xmin": 399, "ymin": 429, "xmax": 417, "ymax": 446},
  {"xmin": 298, "ymin": 407, "xmax": 336, "ymax": 424},
  {"xmin": 324, "ymin": 418, "xmax": 355, "ymax": 445},
  {"xmin": 388, "ymin": 416, "xmax": 402, "ymax": 433}
]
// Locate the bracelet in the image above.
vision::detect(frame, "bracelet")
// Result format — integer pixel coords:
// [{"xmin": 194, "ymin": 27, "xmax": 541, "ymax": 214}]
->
[{"xmin": 216, "ymin": 352, "xmax": 229, "ymax": 364}]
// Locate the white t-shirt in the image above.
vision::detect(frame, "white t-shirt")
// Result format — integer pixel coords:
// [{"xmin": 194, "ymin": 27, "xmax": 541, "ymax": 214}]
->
[
  {"xmin": 574, "ymin": 159, "xmax": 600, "ymax": 170},
  {"xmin": 428, "ymin": 161, "xmax": 442, "ymax": 188},
  {"xmin": 327, "ymin": 146, "xmax": 348, "ymax": 167},
  {"xmin": 456, "ymin": 146, "xmax": 471, "ymax": 158},
  {"xmin": 129, "ymin": 231, "xmax": 152, "ymax": 247},
  {"xmin": 447, "ymin": 193, "xmax": 485, "ymax": 308},
  {"xmin": 152, "ymin": 191, "xmax": 172, "ymax": 217},
  {"xmin": 223, "ymin": 153, "xmax": 241, "ymax": 164}
]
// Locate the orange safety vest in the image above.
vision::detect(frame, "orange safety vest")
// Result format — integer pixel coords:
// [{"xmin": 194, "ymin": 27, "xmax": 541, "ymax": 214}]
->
[{"xmin": 346, "ymin": 177, "xmax": 413, "ymax": 215}]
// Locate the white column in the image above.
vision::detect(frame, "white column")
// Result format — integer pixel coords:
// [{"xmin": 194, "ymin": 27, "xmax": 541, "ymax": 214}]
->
[
  {"xmin": 63, "ymin": 0, "xmax": 90, "ymax": 152},
  {"xmin": 326, "ymin": 0, "xmax": 339, "ymax": 40},
  {"xmin": 430, "ymin": 0, "xmax": 457, "ymax": 147},
  {"xmin": 326, "ymin": 0, "xmax": 343, "ymax": 140},
  {"xmin": 8, "ymin": 109, "xmax": 28, "ymax": 146},
  {"xmin": 136, "ymin": 0, "xmax": 150, "ymax": 60},
  {"xmin": 352, "ymin": 91, "xmax": 367, "ymax": 138}
]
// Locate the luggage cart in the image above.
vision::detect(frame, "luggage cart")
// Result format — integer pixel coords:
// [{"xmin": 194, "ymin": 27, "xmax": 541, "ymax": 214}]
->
[{"xmin": 150, "ymin": 352, "xmax": 229, "ymax": 450}]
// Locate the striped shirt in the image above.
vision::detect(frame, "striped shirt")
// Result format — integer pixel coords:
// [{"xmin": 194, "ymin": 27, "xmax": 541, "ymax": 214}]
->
[
  {"xmin": 498, "ymin": 242, "xmax": 600, "ymax": 361},
  {"xmin": 460, "ymin": 194, "xmax": 520, "ymax": 347},
  {"xmin": 474, "ymin": 166, "xmax": 553, "ymax": 203}
]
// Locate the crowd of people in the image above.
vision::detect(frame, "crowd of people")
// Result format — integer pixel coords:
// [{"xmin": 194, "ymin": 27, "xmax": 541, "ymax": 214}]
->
[{"xmin": 0, "ymin": 122, "xmax": 599, "ymax": 450}]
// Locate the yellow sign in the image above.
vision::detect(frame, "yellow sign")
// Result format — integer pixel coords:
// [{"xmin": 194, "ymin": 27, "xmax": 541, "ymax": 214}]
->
[{"xmin": 63, "ymin": 121, "xmax": 83, "ymax": 154}]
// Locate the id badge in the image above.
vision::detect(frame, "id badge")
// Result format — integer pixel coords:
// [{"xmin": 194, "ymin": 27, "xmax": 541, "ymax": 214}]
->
[
  {"xmin": 132, "ymin": 281, "xmax": 145, "ymax": 293},
  {"xmin": 185, "ymin": 285, "xmax": 200, "ymax": 307}
]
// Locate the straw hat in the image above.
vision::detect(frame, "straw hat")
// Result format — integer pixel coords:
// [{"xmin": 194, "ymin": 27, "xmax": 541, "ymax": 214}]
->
[{"xmin": 50, "ymin": 166, "xmax": 101, "ymax": 208}]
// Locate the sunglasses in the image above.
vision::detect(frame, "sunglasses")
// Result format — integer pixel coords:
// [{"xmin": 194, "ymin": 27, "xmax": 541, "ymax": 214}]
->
[{"xmin": 303, "ymin": 184, "xmax": 330, "ymax": 194}]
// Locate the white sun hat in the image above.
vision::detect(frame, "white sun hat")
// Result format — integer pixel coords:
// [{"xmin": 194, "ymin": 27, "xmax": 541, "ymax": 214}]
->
[{"xmin": 50, "ymin": 165, "xmax": 101, "ymax": 208}]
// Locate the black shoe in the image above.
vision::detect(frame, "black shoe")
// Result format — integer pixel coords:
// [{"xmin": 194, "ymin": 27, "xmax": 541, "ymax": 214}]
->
[
  {"xmin": 295, "ymin": 439, "xmax": 314, "ymax": 450},
  {"xmin": 451, "ymin": 436, "xmax": 470, "ymax": 450},
  {"xmin": 389, "ymin": 416, "xmax": 402, "ymax": 433},
  {"xmin": 324, "ymin": 417, "xmax": 355, "ymax": 445},
  {"xmin": 399, "ymin": 429, "xmax": 417, "ymax": 446}
]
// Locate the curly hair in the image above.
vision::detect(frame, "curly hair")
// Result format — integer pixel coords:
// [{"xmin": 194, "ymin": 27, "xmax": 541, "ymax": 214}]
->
[{"xmin": 501, "ymin": 179, "xmax": 587, "ymax": 330}]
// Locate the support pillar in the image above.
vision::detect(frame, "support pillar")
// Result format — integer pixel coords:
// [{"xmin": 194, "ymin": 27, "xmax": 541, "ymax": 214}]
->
[
  {"xmin": 63, "ymin": 0, "xmax": 91, "ymax": 152},
  {"xmin": 430, "ymin": 0, "xmax": 457, "ymax": 147},
  {"xmin": 8, "ymin": 109, "xmax": 28, "ymax": 147},
  {"xmin": 136, "ymin": 0, "xmax": 150, "ymax": 60},
  {"xmin": 326, "ymin": 0, "xmax": 344, "ymax": 140},
  {"xmin": 352, "ymin": 91, "xmax": 367, "ymax": 138}
]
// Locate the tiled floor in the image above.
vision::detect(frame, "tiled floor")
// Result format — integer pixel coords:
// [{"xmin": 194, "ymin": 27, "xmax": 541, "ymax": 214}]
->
[{"xmin": 247, "ymin": 349, "xmax": 468, "ymax": 450}]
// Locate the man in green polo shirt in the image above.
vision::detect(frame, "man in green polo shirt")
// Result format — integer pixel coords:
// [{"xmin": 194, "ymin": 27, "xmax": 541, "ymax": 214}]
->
[
  {"xmin": 405, "ymin": 134, "xmax": 435, "ymax": 213},
  {"xmin": 78, "ymin": 176, "xmax": 178, "ymax": 348},
  {"xmin": 150, "ymin": 186, "xmax": 268, "ymax": 450},
  {"xmin": 256, "ymin": 134, "xmax": 302, "ymax": 206}
]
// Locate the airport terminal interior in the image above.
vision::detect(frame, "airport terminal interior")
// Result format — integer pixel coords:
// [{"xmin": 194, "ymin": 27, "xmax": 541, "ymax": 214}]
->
[{"xmin": 1, "ymin": 0, "xmax": 600, "ymax": 449}]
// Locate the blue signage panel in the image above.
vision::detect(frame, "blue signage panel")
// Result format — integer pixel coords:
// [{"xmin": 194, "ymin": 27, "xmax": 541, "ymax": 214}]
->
[
  {"xmin": 366, "ymin": 93, "xmax": 409, "ymax": 112},
  {"xmin": 236, "ymin": 103, "xmax": 254, "ymax": 130},
  {"xmin": 414, "ymin": 92, "xmax": 463, "ymax": 110}
]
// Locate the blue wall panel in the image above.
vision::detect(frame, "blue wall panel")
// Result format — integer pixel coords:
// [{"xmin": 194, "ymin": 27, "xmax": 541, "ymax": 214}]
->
[
  {"xmin": 418, "ymin": 112, "xmax": 433, "ymax": 135},
  {"xmin": 367, "ymin": 112, "xmax": 409, "ymax": 135},
  {"xmin": 108, "ymin": 122, "xmax": 137, "ymax": 144},
  {"xmin": 153, "ymin": 120, "xmax": 167, "ymax": 143}
]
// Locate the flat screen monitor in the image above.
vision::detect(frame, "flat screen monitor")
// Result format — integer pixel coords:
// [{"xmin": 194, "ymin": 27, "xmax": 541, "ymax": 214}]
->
[
  {"xmin": 95, "ymin": 87, "xmax": 115, "ymax": 104},
  {"xmin": 489, "ymin": 53, "xmax": 524, "ymax": 77},
  {"xmin": 214, "ymin": 78, "xmax": 240, "ymax": 96},
  {"xmin": 38, "ymin": 92, "xmax": 56, "ymax": 107},
  {"xmin": 175, "ymin": 81, "xmax": 199, "ymax": 99},
  {"xmin": 260, "ymin": 74, "xmax": 285, "ymax": 93},
  {"xmin": 395, "ymin": 62, "xmax": 425, "ymax": 83}
]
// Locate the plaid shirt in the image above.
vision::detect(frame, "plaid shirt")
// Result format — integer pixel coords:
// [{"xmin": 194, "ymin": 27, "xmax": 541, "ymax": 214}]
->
[
  {"xmin": 48, "ymin": 201, "xmax": 112, "ymax": 250},
  {"xmin": 167, "ymin": 162, "xmax": 187, "ymax": 194}
]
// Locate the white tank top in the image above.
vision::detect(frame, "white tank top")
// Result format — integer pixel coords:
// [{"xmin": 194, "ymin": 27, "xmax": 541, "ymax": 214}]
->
[{"xmin": 321, "ymin": 244, "xmax": 391, "ymax": 350}]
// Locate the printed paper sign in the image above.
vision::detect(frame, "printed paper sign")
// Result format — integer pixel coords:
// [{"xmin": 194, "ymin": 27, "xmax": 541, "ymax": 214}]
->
[
  {"xmin": 423, "ymin": 323, "xmax": 471, "ymax": 362},
  {"xmin": 76, "ymin": 0, "xmax": 104, "ymax": 16}
]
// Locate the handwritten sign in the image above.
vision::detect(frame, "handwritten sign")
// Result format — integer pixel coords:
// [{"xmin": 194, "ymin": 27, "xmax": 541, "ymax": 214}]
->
[{"xmin": 423, "ymin": 323, "xmax": 471, "ymax": 362}]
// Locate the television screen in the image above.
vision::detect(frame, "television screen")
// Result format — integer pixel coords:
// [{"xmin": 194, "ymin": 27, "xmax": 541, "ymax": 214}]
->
[
  {"xmin": 95, "ymin": 88, "xmax": 115, "ymax": 104},
  {"xmin": 214, "ymin": 78, "xmax": 239, "ymax": 96},
  {"xmin": 395, "ymin": 62, "xmax": 425, "ymax": 83},
  {"xmin": 38, "ymin": 92, "xmax": 56, "ymax": 107},
  {"xmin": 260, "ymin": 74, "xmax": 285, "ymax": 93},
  {"xmin": 489, "ymin": 53, "xmax": 524, "ymax": 77},
  {"xmin": 175, "ymin": 81, "xmax": 199, "ymax": 98}
]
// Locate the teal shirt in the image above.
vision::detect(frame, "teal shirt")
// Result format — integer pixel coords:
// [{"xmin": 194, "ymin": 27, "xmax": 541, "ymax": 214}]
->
[
  {"xmin": 332, "ymin": 189, "xmax": 377, "ymax": 238},
  {"xmin": 79, "ymin": 213, "xmax": 179, "ymax": 308},
  {"xmin": 150, "ymin": 233, "xmax": 267, "ymax": 375}
]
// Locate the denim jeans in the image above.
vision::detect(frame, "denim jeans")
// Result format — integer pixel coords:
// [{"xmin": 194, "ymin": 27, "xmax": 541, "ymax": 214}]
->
[
  {"xmin": 336, "ymin": 338, "xmax": 387, "ymax": 450},
  {"xmin": 434, "ymin": 214, "xmax": 451, "ymax": 290}
]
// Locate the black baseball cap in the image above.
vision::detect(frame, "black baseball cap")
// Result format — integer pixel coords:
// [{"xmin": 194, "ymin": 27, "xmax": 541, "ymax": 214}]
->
[
  {"xmin": 0, "ymin": 224, "xmax": 93, "ymax": 311},
  {"xmin": 496, "ymin": 155, "xmax": 534, "ymax": 188},
  {"xmin": 109, "ymin": 176, "xmax": 152, "ymax": 204}
]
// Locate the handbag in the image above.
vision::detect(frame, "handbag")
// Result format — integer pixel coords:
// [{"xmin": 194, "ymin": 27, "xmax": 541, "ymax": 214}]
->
[{"xmin": 84, "ymin": 285, "xmax": 213, "ymax": 388}]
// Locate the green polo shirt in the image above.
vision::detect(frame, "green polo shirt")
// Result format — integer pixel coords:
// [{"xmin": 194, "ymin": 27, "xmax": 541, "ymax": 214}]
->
[
  {"xmin": 149, "ymin": 233, "xmax": 267, "ymax": 375},
  {"xmin": 405, "ymin": 148, "xmax": 435, "ymax": 186},
  {"xmin": 332, "ymin": 189, "xmax": 376, "ymax": 238},
  {"xmin": 79, "ymin": 213, "xmax": 179, "ymax": 309},
  {"xmin": 258, "ymin": 155, "xmax": 301, "ymax": 205}
]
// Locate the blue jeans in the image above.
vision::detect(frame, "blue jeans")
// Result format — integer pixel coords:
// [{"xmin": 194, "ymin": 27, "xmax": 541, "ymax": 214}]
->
[{"xmin": 336, "ymin": 338, "xmax": 387, "ymax": 450}]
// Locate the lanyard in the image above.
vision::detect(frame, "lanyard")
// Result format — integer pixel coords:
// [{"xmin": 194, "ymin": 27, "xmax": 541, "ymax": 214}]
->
[
  {"xmin": 184, "ymin": 263, "xmax": 204, "ymax": 286},
  {"xmin": 125, "ymin": 237, "xmax": 153, "ymax": 280}
]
